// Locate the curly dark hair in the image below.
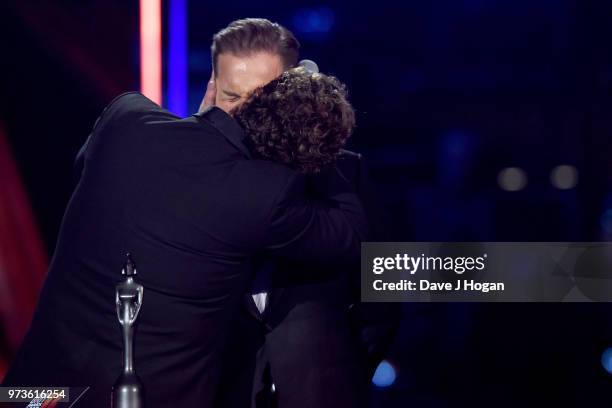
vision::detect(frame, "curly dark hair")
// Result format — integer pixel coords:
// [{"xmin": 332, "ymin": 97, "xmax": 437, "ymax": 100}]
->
[{"xmin": 232, "ymin": 67, "xmax": 356, "ymax": 174}]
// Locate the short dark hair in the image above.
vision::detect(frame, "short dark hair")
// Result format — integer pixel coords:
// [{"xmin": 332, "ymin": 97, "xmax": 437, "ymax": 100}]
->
[
  {"xmin": 232, "ymin": 68, "xmax": 356, "ymax": 174},
  {"xmin": 211, "ymin": 18, "xmax": 300, "ymax": 74}
]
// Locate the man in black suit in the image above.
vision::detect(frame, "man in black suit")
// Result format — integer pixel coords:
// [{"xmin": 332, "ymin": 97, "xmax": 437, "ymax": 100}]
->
[
  {"xmin": 209, "ymin": 19, "xmax": 400, "ymax": 408},
  {"xmin": 2, "ymin": 66, "xmax": 365, "ymax": 408},
  {"xmin": 253, "ymin": 152, "xmax": 399, "ymax": 408},
  {"xmin": 217, "ymin": 151, "xmax": 399, "ymax": 408}
]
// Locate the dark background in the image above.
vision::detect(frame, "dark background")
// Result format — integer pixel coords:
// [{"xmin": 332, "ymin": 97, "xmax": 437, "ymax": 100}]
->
[{"xmin": 1, "ymin": 0, "xmax": 612, "ymax": 406}]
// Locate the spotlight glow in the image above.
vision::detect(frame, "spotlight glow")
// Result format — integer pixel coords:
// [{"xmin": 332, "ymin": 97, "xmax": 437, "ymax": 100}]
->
[
  {"xmin": 550, "ymin": 165, "xmax": 578, "ymax": 190},
  {"xmin": 601, "ymin": 348, "xmax": 612, "ymax": 374},
  {"xmin": 498, "ymin": 167, "xmax": 527, "ymax": 192},
  {"xmin": 372, "ymin": 360, "xmax": 396, "ymax": 388},
  {"xmin": 293, "ymin": 6, "xmax": 335, "ymax": 34}
]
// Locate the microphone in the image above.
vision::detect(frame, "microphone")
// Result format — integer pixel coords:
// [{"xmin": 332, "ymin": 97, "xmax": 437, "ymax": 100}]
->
[{"xmin": 298, "ymin": 59, "xmax": 319, "ymax": 74}]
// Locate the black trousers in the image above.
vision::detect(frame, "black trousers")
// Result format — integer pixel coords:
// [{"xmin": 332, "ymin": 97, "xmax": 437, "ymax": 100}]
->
[{"xmin": 216, "ymin": 303, "xmax": 368, "ymax": 408}]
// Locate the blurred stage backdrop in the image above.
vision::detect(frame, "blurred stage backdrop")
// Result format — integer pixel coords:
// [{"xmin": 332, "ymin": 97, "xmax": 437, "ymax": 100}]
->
[{"xmin": 1, "ymin": 0, "xmax": 612, "ymax": 406}]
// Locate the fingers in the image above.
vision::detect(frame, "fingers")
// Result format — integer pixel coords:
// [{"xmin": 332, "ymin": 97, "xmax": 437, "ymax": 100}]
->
[
  {"xmin": 199, "ymin": 71, "xmax": 216, "ymax": 112},
  {"xmin": 204, "ymin": 76, "xmax": 216, "ymax": 105}
]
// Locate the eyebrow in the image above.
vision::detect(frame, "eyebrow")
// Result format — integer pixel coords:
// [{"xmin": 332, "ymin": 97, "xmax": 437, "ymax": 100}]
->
[{"xmin": 222, "ymin": 89, "xmax": 241, "ymax": 98}]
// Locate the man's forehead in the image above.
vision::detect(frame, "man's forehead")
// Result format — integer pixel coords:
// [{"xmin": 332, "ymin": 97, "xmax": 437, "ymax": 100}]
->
[
  {"xmin": 218, "ymin": 50, "xmax": 283, "ymax": 67},
  {"xmin": 232, "ymin": 60, "xmax": 249, "ymax": 73},
  {"xmin": 217, "ymin": 52, "xmax": 283, "ymax": 95}
]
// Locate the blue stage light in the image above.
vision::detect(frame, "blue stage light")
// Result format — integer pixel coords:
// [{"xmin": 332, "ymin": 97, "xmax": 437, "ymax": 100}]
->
[
  {"xmin": 168, "ymin": 0, "xmax": 188, "ymax": 117},
  {"xmin": 602, "ymin": 348, "xmax": 612, "ymax": 374},
  {"xmin": 372, "ymin": 360, "xmax": 396, "ymax": 387},
  {"xmin": 292, "ymin": 7, "xmax": 335, "ymax": 35}
]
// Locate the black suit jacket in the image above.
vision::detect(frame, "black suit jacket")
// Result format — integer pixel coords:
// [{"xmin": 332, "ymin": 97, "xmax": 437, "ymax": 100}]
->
[
  {"xmin": 217, "ymin": 152, "xmax": 400, "ymax": 408},
  {"xmin": 2, "ymin": 92, "xmax": 366, "ymax": 407}
]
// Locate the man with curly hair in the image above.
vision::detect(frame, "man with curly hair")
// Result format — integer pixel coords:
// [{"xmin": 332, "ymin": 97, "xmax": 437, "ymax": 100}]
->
[
  {"xmin": 233, "ymin": 67, "xmax": 355, "ymax": 175},
  {"xmin": 206, "ymin": 18, "xmax": 400, "ymax": 408}
]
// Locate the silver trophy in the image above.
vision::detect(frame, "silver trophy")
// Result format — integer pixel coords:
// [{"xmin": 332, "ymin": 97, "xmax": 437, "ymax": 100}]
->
[{"xmin": 111, "ymin": 253, "xmax": 144, "ymax": 408}]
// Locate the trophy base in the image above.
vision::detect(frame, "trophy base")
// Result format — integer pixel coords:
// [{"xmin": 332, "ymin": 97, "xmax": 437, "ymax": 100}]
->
[{"xmin": 112, "ymin": 373, "xmax": 144, "ymax": 408}]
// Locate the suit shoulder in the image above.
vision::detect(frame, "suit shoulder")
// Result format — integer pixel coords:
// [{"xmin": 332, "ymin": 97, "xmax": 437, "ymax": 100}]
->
[
  {"xmin": 102, "ymin": 91, "xmax": 152, "ymax": 118},
  {"xmin": 94, "ymin": 91, "xmax": 172, "ymax": 131},
  {"xmin": 107, "ymin": 91, "xmax": 145, "ymax": 108}
]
